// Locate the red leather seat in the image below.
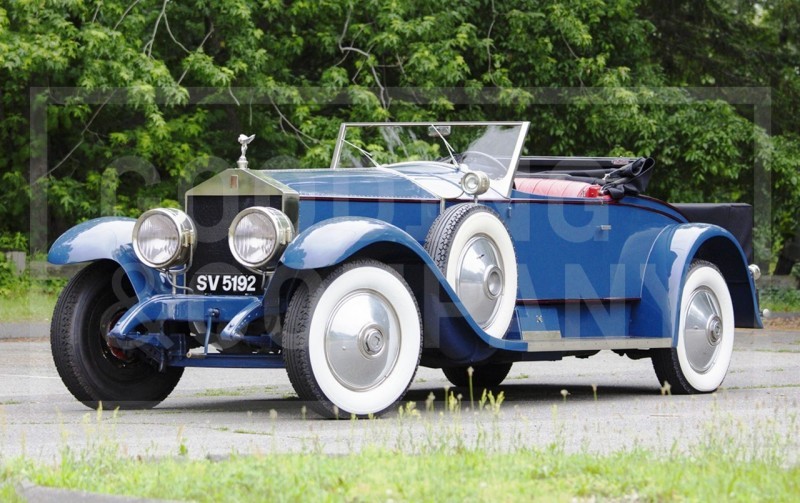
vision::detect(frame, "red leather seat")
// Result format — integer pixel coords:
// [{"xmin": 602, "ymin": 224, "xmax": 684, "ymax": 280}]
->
[{"xmin": 514, "ymin": 178, "xmax": 606, "ymax": 198}]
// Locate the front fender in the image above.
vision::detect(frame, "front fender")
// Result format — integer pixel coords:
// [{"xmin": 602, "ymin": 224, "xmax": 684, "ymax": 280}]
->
[
  {"xmin": 273, "ymin": 217, "xmax": 511, "ymax": 363},
  {"xmin": 630, "ymin": 223, "xmax": 761, "ymax": 342},
  {"xmin": 47, "ymin": 217, "xmax": 168, "ymax": 299},
  {"xmin": 280, "ymin": 217, "xmax": 429, "ymax": 270}
]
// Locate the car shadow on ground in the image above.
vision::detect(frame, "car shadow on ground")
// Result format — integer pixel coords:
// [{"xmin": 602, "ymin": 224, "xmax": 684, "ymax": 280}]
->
[
  {"xmin": 153, "ymin": 382, "xmax": 660, "ymax": 418},
  {"xmin": 406, "ymin": 382, "xmax": 661, "ymax": 403}
]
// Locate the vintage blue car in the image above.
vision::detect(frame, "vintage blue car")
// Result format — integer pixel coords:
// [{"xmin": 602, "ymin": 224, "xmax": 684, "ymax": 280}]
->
[{"xmin": 48, "ymin": 122, "xmax": 763, "ymax": 418}]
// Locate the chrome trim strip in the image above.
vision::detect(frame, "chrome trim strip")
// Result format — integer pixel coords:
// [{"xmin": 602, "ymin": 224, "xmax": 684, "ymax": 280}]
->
[
  {"xmin": 330, "ymin": 123, "xmax": 349, "ymax": 170},
  {"xmin": 329, "ymin": 121, "xmax": 530, "ymax": 171},
  {"xmin": 519, "ymin": 334, "xmax": 673, "ymax": 352},
  {"xmin": 516, "ymin": 297, "xmax": 639, "ymax": 306},
  {"xmin": 502, "ymin": 121, "xmax": 530, "ymax": 197},
  {"xmin": 185, "ymin": 168, "xmax": 301, "ymax": 231},
  {"xmin": 521, "ymin": 331, "xmax": 561, "ymax": 342}
]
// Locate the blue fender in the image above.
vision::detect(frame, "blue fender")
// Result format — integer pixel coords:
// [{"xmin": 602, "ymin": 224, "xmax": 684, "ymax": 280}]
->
[
  {"xmin": 47, "ymin": 217, "xmax": 169, "ymax": 299},
  {"xmin": 280, "ymin": 217, "xmax": 430, "ymax": 270},
  {"xmin": 274, "ymin": 217, "xmax": 516, "ymax": 363},
  {"xmin": 630, "ymin": 223, "xmax": 761, "ymax": 343}
]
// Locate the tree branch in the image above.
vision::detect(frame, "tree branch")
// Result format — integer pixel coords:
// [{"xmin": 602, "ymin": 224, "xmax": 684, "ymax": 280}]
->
[
  {"xmin": 143, "ymin": 0, "xmax": 169, "ymax": 57},
  {"xmin": 560, "ymin": 33, "xmax": 585, "ymax": 87},
  {"xmin": 176, "ymin": 22, "xmax": 215, "ymax": 86},
  {"xmin": 47, "ymin": 92, "xmax": 116, "ymax": 178},
  {"xmin": 486, "ymin": 0, "xmax": 498, "ymax": 85},
  {"xmin": 114, "ymin": 0, "xmax": 143, "ymax": 31},
  {"xmin": 337, "ymin": 9, "xmax": 389, "ymax": 108},
  {"xmin": 269, "ymin": 95, "xmax": 319, "ymax": 150},
  {"xmin": 164, "ymin": 12, "xmax": 190, "ymax": 54},
  {"xmin": 91, "ymin": 3, "xmax": 101, "ymax": 24}
]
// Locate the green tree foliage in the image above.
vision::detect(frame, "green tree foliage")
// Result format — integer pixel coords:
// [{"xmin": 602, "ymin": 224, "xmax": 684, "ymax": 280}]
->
[
  {"xmin": 639, "ymin": 0, "xmax": 800, "ymax": 266},
  {"xmin": 0, "ymin": 0, "xmax": 797, "ymax": 268}
]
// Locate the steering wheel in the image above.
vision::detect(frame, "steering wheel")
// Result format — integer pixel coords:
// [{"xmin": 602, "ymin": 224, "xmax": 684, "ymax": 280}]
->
[{"xmin": 460, "ymin": 150, "xmax": 507, "ymax": 179}]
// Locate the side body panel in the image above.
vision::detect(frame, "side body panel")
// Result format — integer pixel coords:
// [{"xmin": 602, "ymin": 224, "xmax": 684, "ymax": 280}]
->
[{"xmin": 483, "ymin": 195, "xmax": 682, "ymax": 341}]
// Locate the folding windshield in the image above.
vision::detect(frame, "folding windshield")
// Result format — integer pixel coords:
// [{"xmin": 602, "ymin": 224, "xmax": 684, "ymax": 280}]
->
[{"xmin": 330, "ymin": 122, "xmax": 530, "ymax": 197}]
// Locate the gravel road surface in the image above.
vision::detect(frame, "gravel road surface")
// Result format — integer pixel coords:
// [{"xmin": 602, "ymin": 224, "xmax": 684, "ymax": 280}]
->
[{"xmin": 1, "ymin": 326, "xmax": 798, "ymax": 463}]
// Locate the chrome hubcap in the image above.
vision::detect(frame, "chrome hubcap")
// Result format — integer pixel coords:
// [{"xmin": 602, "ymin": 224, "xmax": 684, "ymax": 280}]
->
[
  {"xmin": 707, "ymin": 315, "xmax": 722, "ymax": 345},
  {"xmin": 359, "ymin": 325, "xmax": 385, "ymax": 357},
  {"xmin": 456, "ymin": 235, "xmax": 504, "ymax": 328},
  {"xmin": 324, "ymin": 290, "xmax": 400, "ymax": 391},
  {"xmin": 684, "ymin": 287, "xmax": 724, "ymax": 373}
]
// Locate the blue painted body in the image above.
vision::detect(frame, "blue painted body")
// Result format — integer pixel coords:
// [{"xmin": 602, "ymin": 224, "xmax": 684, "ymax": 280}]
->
[
  {"xmin": 49, "ymin": 162, "xmax": 762, "ymax": 370},
  {"xmin": 47, "ymin": 217, "xmax": 170, "ymax": 299}
]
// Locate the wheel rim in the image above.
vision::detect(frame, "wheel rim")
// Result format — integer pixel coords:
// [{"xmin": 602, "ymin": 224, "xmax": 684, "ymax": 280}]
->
[
  {"xmin": 455, "ymin": 234, "xmax": 504, "ymax": 328},
  {"xmin": 323, "ymin": 289, "xmax": 401, "ymax": 391},
  {"xmin": 98, "ymin": 303, "xmax": 135, "ymax": 366},
  {"xmin": 684, "ymin": 286, "xmax": 724, "ymax": 373}
]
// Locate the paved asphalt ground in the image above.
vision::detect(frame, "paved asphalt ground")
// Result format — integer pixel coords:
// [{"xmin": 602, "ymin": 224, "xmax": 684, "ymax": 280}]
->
[{"xmin": 1, "ymin": 325, "xmax": 798, "ymax": 464}]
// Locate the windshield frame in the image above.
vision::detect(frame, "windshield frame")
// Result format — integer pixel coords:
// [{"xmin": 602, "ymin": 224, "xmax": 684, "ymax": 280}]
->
[{"xmin": 330, "ymin": 121, "xmax": 530, "ymax": 197}]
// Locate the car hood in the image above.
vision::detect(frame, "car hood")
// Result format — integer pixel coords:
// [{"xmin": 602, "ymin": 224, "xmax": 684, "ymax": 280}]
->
[{"xmin": 267, "ymin": 168, "xmax": 452, "ymax": 199}]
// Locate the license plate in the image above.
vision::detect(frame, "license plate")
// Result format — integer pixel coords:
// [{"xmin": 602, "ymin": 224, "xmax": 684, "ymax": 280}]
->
[{"xmin": 194, "ymin": 274, "xmax": 258, "ymax": 293}]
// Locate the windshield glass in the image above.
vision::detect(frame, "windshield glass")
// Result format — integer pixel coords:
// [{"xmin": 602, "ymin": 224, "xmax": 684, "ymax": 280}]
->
[{"xmin": 331, "ymin": 122, "xmax": 527, "ymax": 181}]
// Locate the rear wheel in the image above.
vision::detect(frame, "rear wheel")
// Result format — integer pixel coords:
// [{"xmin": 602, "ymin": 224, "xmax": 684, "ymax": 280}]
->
[
  {"xmin": 283, "ymin": 260, "xmax": 422, "ymax": 418},
  {"xmin": 442, "ymin": 363, "xmax": 512, "ymax": 389},
  {"xmin": 652, "ymin": 261, "xmax": 734, "ymax": 394},
  {"xmin": 51, "ymin": 261, "xmax": 183, "ymax": 409}
]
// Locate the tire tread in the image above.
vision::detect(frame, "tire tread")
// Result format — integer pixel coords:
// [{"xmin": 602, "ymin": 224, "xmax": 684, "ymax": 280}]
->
[
  {"xmin": 442, "ymin": 362, "xmax": 512, "ymax": 389},
  {"xmin": 51, "ymin": 260, "xmax": 183, "ymax": 409}
]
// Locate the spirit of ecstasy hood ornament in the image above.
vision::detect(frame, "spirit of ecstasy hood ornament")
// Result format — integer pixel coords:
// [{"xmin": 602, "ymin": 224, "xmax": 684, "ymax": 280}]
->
[{"xmin": 237, "ymin": 134, "xmax": 255, "ymax": 169}]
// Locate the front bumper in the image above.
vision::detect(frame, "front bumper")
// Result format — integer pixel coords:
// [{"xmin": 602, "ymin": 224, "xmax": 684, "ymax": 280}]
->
[{"xmin": 107, "ymin": 294, "xmax": 283, "ymax": 369}]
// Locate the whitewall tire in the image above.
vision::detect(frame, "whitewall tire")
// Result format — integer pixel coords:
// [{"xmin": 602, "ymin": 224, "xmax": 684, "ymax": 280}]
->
[
  {"xmin": 283, "ymin": 259, "xmax": 422, "ymax": 418},
  {"xmin": 425, "ymin": 204, "xmax": 517, "ymax": 339},
  {"xmin": 652, "ymin": 260, "xmax": 735, "ymax": 393}
]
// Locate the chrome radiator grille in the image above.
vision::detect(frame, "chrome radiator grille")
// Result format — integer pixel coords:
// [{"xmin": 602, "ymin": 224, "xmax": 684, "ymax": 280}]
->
[{"xmin": 185, "ymin": 194, "xmax": 282, "ymax": 294}]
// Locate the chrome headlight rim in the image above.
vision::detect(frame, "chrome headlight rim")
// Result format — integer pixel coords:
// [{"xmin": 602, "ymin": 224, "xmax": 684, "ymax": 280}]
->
[
  {"xmin": 132, "ymin": 208, "xmax": 196, "ymax": 270},
  {"xmin": 228, "ymin": 206, "xmax": 294, "ymax": 270},
  {"xmin": 461, "ymin": 170, "xmax": 491, "ymax": 196}
]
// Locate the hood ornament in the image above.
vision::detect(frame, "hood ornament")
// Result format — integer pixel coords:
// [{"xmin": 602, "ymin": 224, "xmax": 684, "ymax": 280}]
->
[{"xmin": 237, "ymin": 134, "xmax": 255, "ymax": 169}]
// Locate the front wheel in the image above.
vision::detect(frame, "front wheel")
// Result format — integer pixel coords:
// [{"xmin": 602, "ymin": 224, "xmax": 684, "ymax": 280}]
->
[
  {"xmin": 652, "ymin": 261, "xmax": 735, "ymax": 394},
  {"xmin": 51, "ymin": 260, "xmax": 183, "ymax": 409},
  {"xmin": 283, "ymin": 260, "xmax": 422, "ymax": 418}
]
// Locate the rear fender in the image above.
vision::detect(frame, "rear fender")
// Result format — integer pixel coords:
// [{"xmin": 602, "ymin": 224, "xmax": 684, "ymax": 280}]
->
[
  {"xmin": 47, "ymin": 217, "xmax": 169, "ymax": 300},
  {"xmin": 631, "ymin": 223, "xmax": 761, "ymax": 342},
  {"xmin": 272, "ymin": 217, "xmax": 499, "ymax": 363}
]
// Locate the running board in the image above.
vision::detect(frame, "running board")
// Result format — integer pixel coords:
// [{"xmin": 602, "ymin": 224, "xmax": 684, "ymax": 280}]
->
[{"xmin": 520, "ymin": 332, "xmax": 672, "ymax": 352}]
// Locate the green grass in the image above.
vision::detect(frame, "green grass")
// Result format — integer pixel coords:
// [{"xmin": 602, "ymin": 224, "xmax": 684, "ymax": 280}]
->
[
  {"xmin": 0, "ymin": 291, "xmax": 57, "ymax": 323},
  {"xmin": 1, "ymin": 444, "xmax": 797, "ymax": 502},
  {"xmin": 761, "ymin": 286, "xmax": 800, "ymax": 313},
  {"xmin": 1, "ymin": 397, "xmax": 797, "ymax": 502}
]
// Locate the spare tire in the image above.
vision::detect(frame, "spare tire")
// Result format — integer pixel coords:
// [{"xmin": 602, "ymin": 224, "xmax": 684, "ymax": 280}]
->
[{"xmin": 424, "ymin": 204, "xmax": 517, "ymax": 338}]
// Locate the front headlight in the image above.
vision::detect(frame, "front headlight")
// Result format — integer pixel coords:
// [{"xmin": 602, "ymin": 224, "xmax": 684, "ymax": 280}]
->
[
  {"xmin": 132, "ymin": 208, "xmax": 196, "ymax": 269},
  {"xmin": 228, "ymin": 207, "xmax": 294, "ymax": 270},
  {"xmin": 461, "ymin": 170, "xmax": 491, "ymax": 196}
]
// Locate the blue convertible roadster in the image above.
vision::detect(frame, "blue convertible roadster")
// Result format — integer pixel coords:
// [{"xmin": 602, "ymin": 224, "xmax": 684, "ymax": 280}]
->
[{"xmin": 48, "ymin": 122, "xmax": 762, "ymax": 417}]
